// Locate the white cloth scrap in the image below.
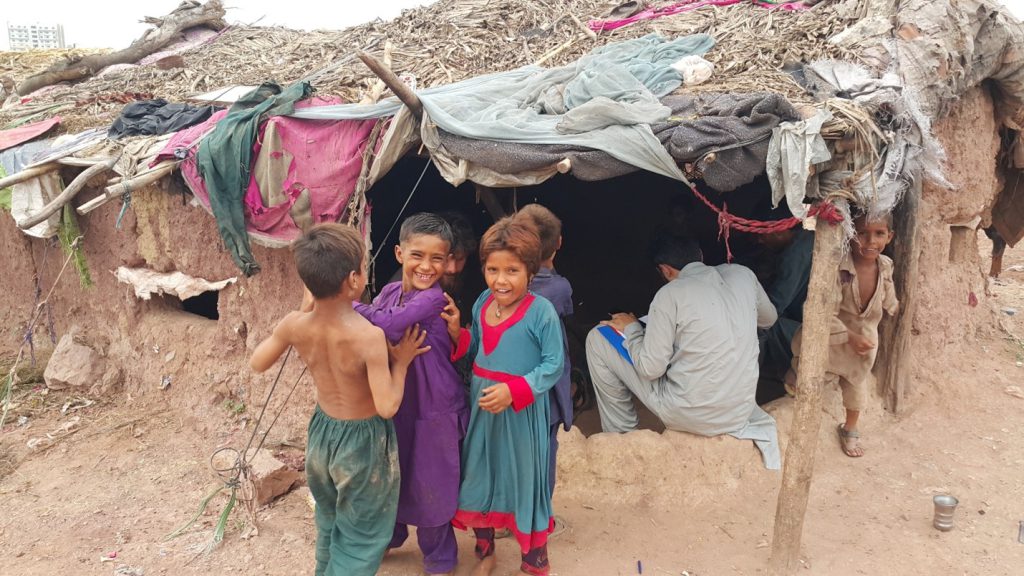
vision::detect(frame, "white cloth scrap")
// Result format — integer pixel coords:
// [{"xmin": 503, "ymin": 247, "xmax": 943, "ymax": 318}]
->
[
  {"xmin": 115, "ymin": 266, "xmax": 236, "ymax": 300},
  {"xmin": 766, "ymin": 109, "xmax": 833, "ymax": 219}
]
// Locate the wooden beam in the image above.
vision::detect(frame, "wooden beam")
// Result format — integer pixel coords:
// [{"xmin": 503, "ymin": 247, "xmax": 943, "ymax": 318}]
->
[
  {"xmin": 17, "ymin": 0, "xmax": 226, "ymax": 95},
  {"xmin": 0, "ymin": 164, "xmax": 58, "ymax": 189},
  {"xmin": 474, "ymin": 184, "xmax": 508, "ymax": 222},
  {"xmin": 357, "ymin": 51, "xmax": 423, "ymax": 119},
  {"xmin": 769, "ymin": 210, "xmax": 845, "ymax": 576},
  {"xmin": 77, "ymin": 161, "xmax": 178, "ymax": 215},
  {"xmin": 18, "ymin": 158, "xmax": 116, "ymax": 229},
  {"xmin": 875, "ymin": 179, "xmax": 921, "ymax": 412}
]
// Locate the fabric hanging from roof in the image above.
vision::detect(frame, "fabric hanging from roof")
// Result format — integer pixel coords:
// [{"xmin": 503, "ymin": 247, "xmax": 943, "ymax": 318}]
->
[
  {"xmin": 656, "ymin": 92, "xmax": 800, "ymax": 192},
  {"xmin": 291, "ymin": 34, "xmax": 716, "ymax": 182},
  {"xmin": 766, "ymin": 109, "xmax": 833, "ymax": 219},
  {"xmin": 195, "ymin": 82, "xmax": 314, "ymax": 276},
  {"xmin": 158, "ymin": 99, "xmax": 382, "ymax": 250},
  {"xmin": 431, "ymin": 128, "xmax": 638, "ymax": 184},
  {"xmin": 108, "ymin": 99, "xmax": 221, "ymax": 139}
]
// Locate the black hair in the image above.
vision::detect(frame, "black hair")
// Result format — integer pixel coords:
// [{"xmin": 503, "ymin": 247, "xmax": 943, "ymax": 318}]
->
[
  {"xmin": 293, "ymin": 223, "xmax": 364, "ymax": 299},
  {"xmin": 650, "ymin": 235, "xmax": 703, "ymax": 270},
  {"xmin": 398, "ymin": 212, "xmax": 455, "ymax": 249},
  {"xmin": 437, "ymin": 210, "xmax": 477, "ymax": 255},
  {"xmin": 852, "ymin": 210, "xmax": 895, "ymax": 231}
]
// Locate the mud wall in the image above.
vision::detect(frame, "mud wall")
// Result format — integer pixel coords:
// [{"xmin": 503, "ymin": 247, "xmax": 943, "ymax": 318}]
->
[
  {"xmin": 908, "ymin": 86, "xmax": 1002, "ymax": 399},
  {"xmin": 0, "ymin": 175, "xmax": 315, "ymax": 436}
]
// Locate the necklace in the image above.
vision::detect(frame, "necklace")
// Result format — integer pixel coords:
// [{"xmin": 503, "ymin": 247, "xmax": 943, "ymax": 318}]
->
[{"xmin": 494, "ymin": 294, "xmax": 525, "ymax": 319}]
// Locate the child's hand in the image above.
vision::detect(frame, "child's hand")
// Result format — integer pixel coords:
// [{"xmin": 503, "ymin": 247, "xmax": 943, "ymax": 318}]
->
[
  {"xmin": 847, "ymin": 331, "xmax": 875, "ymax": 356},
  {"xmin": 441, "ymin": 293, "xmax": 461, "ymax": 344},
  {"xmin": 389, "ymin": 324, "xmax": 431, "ymax": 366},
  {"xmin": 478, "ymin": 383, "xmax": 512, "ymax": 414}
]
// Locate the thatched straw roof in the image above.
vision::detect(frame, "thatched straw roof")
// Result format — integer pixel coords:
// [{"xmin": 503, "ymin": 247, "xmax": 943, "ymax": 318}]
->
[{"xmin": 1, "ymin": 0, "xmax": 865, "ymax": 134}]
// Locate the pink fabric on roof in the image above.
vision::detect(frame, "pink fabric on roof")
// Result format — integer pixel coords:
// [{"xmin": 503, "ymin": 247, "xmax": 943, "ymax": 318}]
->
[
  {"xmin": 157, "ymin": 96, "xmax": 378, "ymax": 246},
  {"xmin": 240, "ymin": 113, "xmax": 376, "ymax": 241},
  {"xmin": 589, "ymin": 0, "xmax": 806, "ymax": 32},
  {"xmin": 0, "ymin": 116, "xmax": 60, "ymax": 152}
]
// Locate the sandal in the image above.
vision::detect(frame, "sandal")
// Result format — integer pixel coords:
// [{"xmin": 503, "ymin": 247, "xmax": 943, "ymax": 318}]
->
[{"xmin": 837, "ymin": 424, "xmax": 864, "ymax": 458}]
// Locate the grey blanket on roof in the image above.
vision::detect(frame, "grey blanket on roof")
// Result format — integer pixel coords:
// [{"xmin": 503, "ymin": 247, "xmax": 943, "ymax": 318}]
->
[
  {"xmin": 655, "ymin": 92, "xmax": 800, "ymax": 192},
  {"xmin": 433, "ymin": 92, "xmax": 799, "ymax": 187},
  {"xmin": 435, "ymin": 130, "xmax": 638, "ymax": 181}
]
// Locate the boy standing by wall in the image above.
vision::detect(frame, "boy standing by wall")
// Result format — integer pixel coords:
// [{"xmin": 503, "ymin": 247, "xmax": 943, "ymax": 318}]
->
[
  {"xmin": 516, "ymin": 204, "xmax": 574, "ymax": 493},
  {"xmin": 250, "ymin": 223, "xmax": 427, "ymax": 576},
  {"xmin": 356, "ymin": 213, "xmax": 469, "ymax": 575},
  {"xmin": 788, "ymin": 213, "xmax": 898, "ymax": 457}
]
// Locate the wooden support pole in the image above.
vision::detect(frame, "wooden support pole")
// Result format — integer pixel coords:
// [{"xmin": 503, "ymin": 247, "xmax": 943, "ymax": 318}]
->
[
  {"xmin": 76, "ymin": 161, "xmax": 177, "ymax": 215},
  {"xmin": 875, "ymin": 179, "xmax": 921, "ymax": 412},
  {"xmin": 475, "ymin": 184, "xmax": 508, "ymax": 222},
  {"xmin": 56, "ymin": 156, "xmax": 117, "ymax": 168},
  {"xmin": 357, "ymin": 51, "xmax": 423, "ymax": 120},
  {"xmin": 769, "ymin": 212, "xmax": 845, "ymax": 576},
  {"xmin": 18, "ymin": 158, "xmax": 116, "ymax": 229},
  {"xmin": 0, "ymin": 164, "xmax": 58, "ymax": 189}
]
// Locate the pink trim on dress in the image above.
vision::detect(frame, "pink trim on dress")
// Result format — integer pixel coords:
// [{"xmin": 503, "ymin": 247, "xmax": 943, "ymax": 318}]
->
[
  {"xmin": 472, "ymin": 364, "xmax": 535, "ymax": 412},
  {"xmin": 481, "ymin": 294, "xmax": 536, "ymax": 355}
]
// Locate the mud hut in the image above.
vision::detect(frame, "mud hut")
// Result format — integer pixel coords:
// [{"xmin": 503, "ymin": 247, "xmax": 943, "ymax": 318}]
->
[{"xmin": 1, "ymin": 0, "xmax": 1022, "ymax": 572}]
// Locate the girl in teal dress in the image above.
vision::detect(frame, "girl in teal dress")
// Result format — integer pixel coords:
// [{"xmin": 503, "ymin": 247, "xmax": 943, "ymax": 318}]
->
[{"xmin": 450, "ymin": 217, "xmax": 564, "ymax": 576}]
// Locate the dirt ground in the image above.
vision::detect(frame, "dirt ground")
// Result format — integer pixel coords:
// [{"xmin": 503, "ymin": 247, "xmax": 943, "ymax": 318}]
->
[{"xmin": 1, "ymin": 236, "xmax": 1023, "ymax": 576}]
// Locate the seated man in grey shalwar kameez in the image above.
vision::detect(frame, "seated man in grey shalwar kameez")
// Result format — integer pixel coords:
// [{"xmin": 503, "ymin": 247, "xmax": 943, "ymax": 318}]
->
[{"xmin": 584, "ymin": 235, "xmax": 782, "ymax": 469}]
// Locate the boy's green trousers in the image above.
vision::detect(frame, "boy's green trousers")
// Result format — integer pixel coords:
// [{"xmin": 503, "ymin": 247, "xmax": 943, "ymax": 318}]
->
[{"xmin": 306, "ymin": 406, "xmax": 399, "ymax": 576}]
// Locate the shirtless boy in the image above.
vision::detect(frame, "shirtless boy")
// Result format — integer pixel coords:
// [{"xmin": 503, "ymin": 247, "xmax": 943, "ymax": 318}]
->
[{"xmin": 250, "ymin": 223, "xmax": 428, "ymax": 576}]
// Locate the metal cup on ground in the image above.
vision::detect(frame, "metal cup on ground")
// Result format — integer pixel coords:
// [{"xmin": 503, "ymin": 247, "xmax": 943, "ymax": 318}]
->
[{"xmin": 933, "ymin": 495, "xmax": 959, "ymax": 531}]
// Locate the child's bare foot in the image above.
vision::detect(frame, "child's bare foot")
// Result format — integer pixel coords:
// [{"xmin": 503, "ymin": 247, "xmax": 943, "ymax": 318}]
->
[
  {"xmin": 838, "ymin": 424, "xmax": 864, "ymax": 457},
  {"xmin": 471, "ymin": 554, "xmax": 497, "ymax": 576}
]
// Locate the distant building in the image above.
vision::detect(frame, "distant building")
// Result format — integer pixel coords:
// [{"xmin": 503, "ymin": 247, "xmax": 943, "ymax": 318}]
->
[{"xmin": 7, "ymin": 23, "xmax": 66, "ymax": 51}]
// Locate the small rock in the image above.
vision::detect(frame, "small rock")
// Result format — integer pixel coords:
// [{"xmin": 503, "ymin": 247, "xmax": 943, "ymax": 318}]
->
[
  {"xmin": 164, "ymin": 351, "xmax": 176, "ymax": 363},
  {"xmin": 213, "ymin": 449, "xmax": 300, "ymax": 506},
  {"xmin": 159, "ymin": 375, "xmax": 172, "ymax": 390},
  {"xmin": 44, "ymin": 334, "xmax": 105, "ymax": 390},
  {"xmin": 1002, "ymin": 307, "xmax": 1018, "ymax": 316},
  {"xmin": 900, "ymin": 513, "xmax": 911, "ymax": 521}
]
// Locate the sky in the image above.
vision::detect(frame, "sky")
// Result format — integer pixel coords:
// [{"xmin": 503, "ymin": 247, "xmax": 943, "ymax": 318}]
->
[
  {"xmin": 1, "ymin": 0, "xmax": 438, "ymax": 50},
  {"xmin": 3, "ymin": 0, "xmax": 1024, "ymax": 50}
]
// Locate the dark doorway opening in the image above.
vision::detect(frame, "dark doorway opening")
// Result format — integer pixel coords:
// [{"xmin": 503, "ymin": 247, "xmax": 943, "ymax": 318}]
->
[
  {"xmin": 182, "ymin": 290, "xmax": 220, "ymax": 320},
  {"xmin": 366, "ymin": 156, "xmax": 793, "ymax": 434}
]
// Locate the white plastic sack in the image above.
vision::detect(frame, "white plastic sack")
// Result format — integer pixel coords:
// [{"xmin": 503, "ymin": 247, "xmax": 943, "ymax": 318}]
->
[
  {"xmin": 671, "ymin": 55, "xmax": 714, "ymax": 86},
  {"xmin": 11, "ymin": 172, "xmax": 62, "ymax": 239}
]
